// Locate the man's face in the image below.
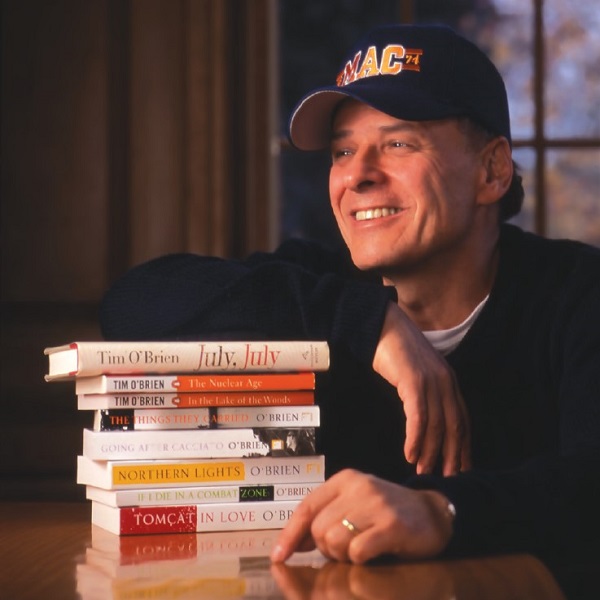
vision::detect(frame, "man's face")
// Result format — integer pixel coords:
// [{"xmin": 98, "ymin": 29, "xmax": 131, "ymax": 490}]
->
[{"xmin": 328, "ymin": 100, "xmax": 488, "ymax": 278}]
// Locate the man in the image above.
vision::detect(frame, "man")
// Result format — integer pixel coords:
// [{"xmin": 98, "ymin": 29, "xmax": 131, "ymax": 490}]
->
[{"xmin": 100, "ymin": 25, "xmax": 600, "ymax": 566}]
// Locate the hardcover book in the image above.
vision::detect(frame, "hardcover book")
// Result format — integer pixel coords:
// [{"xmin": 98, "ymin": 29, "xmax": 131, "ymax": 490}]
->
[
  {"xmin": 78, "ymin": 390, "xmax": 315, "ymax": 410},
  {"xmin": 91, "ymin": 499, "xmax": 300, "ymax": 535},
  {"xmin": 82, "ymin": 427, "xmax": 317, "ymax": 460},
  {"xmin": 93, "ymin": 405, "xmax": 320, "ymax": 430},
  {"xmin": 75, "ymin": 372, "xmax": 317, "ymax": 394},
  {"xmin": 86, "ymin": 481, "xmax": 320, "ymax": 507},
  {"xmin": 77, "ymin": 454, "xmax": 326, "ymax": 489},
  {"xmin": 45, "ymin": 340, "xmax": 329, "ymax": 380}
]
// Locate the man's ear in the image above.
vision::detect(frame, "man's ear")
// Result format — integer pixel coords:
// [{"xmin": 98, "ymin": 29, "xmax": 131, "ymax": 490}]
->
[{"xmin": 476, "ymin": 137, "xmax": 513, "ymax": 206}]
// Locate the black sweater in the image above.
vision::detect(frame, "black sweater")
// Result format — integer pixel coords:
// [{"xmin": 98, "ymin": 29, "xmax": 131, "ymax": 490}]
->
[{"xmin": 100, "ymin": 224, "xmax": 600, "ymax": 565}]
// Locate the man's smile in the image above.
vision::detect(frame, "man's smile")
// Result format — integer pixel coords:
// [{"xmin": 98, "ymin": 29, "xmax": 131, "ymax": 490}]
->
[{"xmin": 354, "ymin": 207, "xmax": 399, "ymax": 221}]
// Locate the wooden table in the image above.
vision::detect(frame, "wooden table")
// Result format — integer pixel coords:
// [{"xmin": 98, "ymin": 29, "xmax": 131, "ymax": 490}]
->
[{"xmin": 0, "ymin": 501, "xmax": 582, "ymax": 599}]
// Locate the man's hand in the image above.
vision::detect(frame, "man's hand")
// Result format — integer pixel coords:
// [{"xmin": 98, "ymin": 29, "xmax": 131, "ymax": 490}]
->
[
  {"xmin": 270, "ymin": 469, "xmax": 455, "ymax": 564},
  {"xmin": 372, "ymin": 302, "xmax": 471, "ymax": 475}
]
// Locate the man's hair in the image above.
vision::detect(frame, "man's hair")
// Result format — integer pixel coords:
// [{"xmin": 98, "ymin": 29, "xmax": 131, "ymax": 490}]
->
[{"xmin": 459, "ymin": 117, "xmax": 524, "ymax": 222}]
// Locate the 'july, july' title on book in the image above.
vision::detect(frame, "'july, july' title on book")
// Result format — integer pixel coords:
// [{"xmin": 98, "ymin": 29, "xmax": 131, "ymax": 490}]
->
[{"xmin": 97, "ymin": 344, "xmax": 293, "ymax": 371}]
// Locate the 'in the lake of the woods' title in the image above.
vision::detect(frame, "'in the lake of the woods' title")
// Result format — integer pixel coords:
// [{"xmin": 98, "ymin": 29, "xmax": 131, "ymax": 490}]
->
[{"xmin": 95, "ymin": 343, "xmax": 291, "ymax": 371}]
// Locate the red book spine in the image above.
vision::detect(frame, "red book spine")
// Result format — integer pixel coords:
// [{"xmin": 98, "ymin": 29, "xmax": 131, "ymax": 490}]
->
[
  {"xmin": 122, "ymin": 505, "xmax": 198, "ymax": 534},
  {"xmin": 92, "ymin": 500, "xmax": 300, "ymax": 535}
]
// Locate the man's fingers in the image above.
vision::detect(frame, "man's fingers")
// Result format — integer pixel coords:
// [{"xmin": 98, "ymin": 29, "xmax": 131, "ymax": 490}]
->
[
  {"xmin": 415, "ymin": 400, "xmax": 444, "ymax": 474},
  {"xmin": 440, "ymin": 378, "xmax": 466, "ymax": 476},
  {"xmin": 400, "ymin": 381, "xmax": 427, "ymax": 465},
  {"xmin": 347, "ymin": 529, "xmax": 388, "ymax": 565},
  {"xmin": 403, "ymin": 370, "xmax": 471, "ymax": 476},
  {"xmin": 270, "ymin": 501, "xmax": 316, "ymax": 562},
  {"xmin": 270, "ymin": 473, "xmax": 348, "ymax": 562},
  {"xmin": 456, "ymin": 383, "xmax": 472, "ymax": 472}
]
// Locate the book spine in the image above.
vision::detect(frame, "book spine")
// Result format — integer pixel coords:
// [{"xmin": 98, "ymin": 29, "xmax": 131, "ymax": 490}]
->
[
  {"xmin": 75, "ymin": 372, "xmax": 317, "ymax": 394},
  {"xmin": 93, "ymin": 405, "xmax": 320, "ymax": 431},
  {"xmin": 78, "ymin": 390, "xmax": 315, "ymax": 410},
  {"xmin": 82, "ymin": 427, "xmax": 317, "ymax": 460},
  {"xmin": 86, "ymin": 481, "xmax": 320, "ymax": 507},
  {"xmin": 91, "ymin": 500, "xmax": 300, "ymax": 535},
  {"xmin": 46, "ymin": 340, "xmax": 329, "ymax": 379},
  {"xmin": 77, "ymin": 455, "xmax": 326, "ymax": 489}
]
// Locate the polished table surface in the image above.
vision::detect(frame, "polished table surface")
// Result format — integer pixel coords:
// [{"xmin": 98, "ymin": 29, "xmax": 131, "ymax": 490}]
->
[{"xmin": 0, "ymin": 501, "xmax": 589, "ymax": 599}]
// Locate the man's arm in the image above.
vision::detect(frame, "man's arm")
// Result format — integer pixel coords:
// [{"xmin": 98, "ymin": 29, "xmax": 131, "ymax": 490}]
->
[
  {"xmin": 272, "ymin": 242, "xmax": 600, "ymax": 565},
  {"xmin": 373, "ymin": 303, "xmax": 471, "ymax": 476},
  {"xmin": 100, "ymin": 240, "xmax": 391, "ymax": 366},
  {"xmin": 100, "ymin": 240, "xmax": 470, "ymax": 475}
]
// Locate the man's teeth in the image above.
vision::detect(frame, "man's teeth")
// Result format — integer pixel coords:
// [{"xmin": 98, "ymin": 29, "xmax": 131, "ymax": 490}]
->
[{"xmin": 355, "ymin": 207, "xmax": 398, "ymax": 221}]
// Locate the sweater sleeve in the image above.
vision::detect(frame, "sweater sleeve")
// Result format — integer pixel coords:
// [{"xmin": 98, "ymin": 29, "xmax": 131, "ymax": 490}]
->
[
  {"xmin": 405, "ymin": 454, "xmax": 600, "ymax": 564},
  {"xmin": 406, "ymin": 240, "xmax": 600, "ymax": 565},
  {"xmin": 99, "ymin": 239, "xmax": 396, "ymax": 366}
]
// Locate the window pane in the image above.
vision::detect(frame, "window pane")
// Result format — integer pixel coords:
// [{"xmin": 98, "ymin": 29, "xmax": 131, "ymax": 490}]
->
[
  {"xmin": 415, "ymin": 0, "xmax": 534, "ymax": 140},
  {"xmin": 545, "ymin": 1, "xmax": 600, "ymax": 138},
  {"xmin": 546, "ymin": 149, "xmax": 600, "ymax": 246},
  {"xmin": 509, "ymin": 147, "xmax": 536, "ymax": 232}
]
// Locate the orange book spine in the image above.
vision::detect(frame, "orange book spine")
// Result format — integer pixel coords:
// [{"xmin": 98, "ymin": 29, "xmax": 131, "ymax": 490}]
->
[
  {"xmin": 75, "ymin": 372, "xmax": 316, "ymax": 394},
  {"xmin": 171, "ymin": 372, "xmax": 316, "ymax": 392},
  {"xmin": 78, "ymin": 390, "xmax": 315, "ymax": 410}
]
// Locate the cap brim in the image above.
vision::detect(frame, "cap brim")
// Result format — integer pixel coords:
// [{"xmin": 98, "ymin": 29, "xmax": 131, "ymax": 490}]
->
[
  {"xmin": 288, "ymin": 81, "xmax": 466, "ymax": 151},
  {"xmin": 288, "ymin": 89, "xmax": 352, "ymax": 151}
]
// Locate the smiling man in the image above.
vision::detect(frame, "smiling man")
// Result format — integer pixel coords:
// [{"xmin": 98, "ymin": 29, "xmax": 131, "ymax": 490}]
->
[{"xmin": 100, "ymin": 25, "xmax": 600, "ymax": 566}]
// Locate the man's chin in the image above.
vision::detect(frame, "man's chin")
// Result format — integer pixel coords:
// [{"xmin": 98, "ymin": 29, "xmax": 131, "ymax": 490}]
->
[{"xmin": 350, "ymin": 248, "xmax": 396, "ymax": 269}]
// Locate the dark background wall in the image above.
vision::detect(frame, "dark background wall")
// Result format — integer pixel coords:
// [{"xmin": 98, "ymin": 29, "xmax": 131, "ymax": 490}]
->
[{"xmin": 1, "ymin": 0, "xmax": 276, "ymax": 500}]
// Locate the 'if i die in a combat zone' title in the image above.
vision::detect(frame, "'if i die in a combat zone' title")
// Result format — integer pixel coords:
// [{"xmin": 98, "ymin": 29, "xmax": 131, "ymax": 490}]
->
[{"xmin": 95, "ymin": 343, "xmax": 286, "ymax": 371}]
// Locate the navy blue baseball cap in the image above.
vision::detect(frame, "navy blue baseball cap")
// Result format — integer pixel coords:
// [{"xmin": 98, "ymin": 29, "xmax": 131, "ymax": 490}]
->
[{"xmin": 288, "ymin": 24, "xmax": 511, "ymax": 150}]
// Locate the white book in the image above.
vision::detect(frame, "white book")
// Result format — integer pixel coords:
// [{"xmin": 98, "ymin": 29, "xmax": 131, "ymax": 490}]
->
[
  {"xmin": 45, "ymin": 340, "xmax": 329, "ymax": 380},
  {"xmin": 77, "ymin": 454, "xmax": 326, "ymax": 490},
  {"xmin": 91, "ymin": 499, "xmax": 300, "ymax": 535},
  {"xmin": 82, "ymin": 427, "xmax": 317, "ymax": 460},
  {"xmin": 92, "ymin": 405, "xmax": 320, "ymax": 430},
  {"xmin": 86, "ymin": 481, "xmax": 320, "ymax": 507}
]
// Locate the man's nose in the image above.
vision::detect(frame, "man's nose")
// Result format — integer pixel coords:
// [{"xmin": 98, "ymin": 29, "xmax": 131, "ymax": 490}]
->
[{"xmin": 342, "ymin": 148, "xmax": 384, "ymax": 191}]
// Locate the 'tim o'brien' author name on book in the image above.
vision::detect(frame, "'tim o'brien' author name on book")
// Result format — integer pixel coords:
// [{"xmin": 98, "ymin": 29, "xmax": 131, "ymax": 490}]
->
[
  {"xmin": 74, "ymin": 372, "xmax": 317, "ymax": 394},
  {"xmin": 44, "ymin": 340, "xmax": 330, "ymax": 380},
  {"xmin": 77, "ymin": 390, "xmax": 315, "ymax": 410}
]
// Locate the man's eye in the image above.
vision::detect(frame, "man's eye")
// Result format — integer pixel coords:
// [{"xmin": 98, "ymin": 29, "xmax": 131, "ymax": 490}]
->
[
  {"xmin": 332, "ymin": 148, "xmax": 352, "ymax": 159},
  {"xmin": 390, "ymin": 141, "xmax": 408, "ymax": 148}
]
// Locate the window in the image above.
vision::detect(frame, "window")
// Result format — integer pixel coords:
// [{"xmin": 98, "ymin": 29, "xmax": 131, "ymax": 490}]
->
[{"xmin": 278, "ymin": 0, "xmax": 600, "ymax": 246}]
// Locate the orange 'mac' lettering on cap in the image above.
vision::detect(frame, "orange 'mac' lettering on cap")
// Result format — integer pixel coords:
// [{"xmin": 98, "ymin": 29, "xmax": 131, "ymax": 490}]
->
[
  {"xmin": 336, "ymin": 44, "xmax": 422, "ymax": 87},
  {"xmin": 336, "ymin": 52, "xmax": 362, "ymax": 86},
  {"xmin": 356, "ymin": 46, "xmax": 380, "ymax": 79}
]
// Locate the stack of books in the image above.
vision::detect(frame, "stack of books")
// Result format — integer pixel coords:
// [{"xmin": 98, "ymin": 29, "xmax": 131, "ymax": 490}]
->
[{"xmin": 44, "ymin": 340, "xmax": 329, "ymax": 535}]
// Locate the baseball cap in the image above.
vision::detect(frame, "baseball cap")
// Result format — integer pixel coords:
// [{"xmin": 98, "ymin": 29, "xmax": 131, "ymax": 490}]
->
[{"xmin": 288, "ymin": 24, "xmax": 511, "ymax": 150}]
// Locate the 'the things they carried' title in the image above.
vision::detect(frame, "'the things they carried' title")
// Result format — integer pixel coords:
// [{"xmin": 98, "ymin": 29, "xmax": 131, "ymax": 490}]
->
[{"xmin": 44, "ymin": 340, "xmax": 330, "ymax": 380}]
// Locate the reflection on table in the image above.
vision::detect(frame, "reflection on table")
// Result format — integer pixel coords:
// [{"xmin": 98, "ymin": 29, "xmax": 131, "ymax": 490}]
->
[
  {"xmin": 77, "ymin": 522, "xmax": 567, "ymax": 600},
  {"xmin": 0, "ymin": 502, "xmax": 591, "ymax": 599}
]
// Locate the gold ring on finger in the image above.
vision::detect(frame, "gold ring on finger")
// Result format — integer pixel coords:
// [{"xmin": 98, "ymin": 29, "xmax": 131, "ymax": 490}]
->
[{"xmin": 341, "ymin": 517, "xmax": 359, "ymax": 534}]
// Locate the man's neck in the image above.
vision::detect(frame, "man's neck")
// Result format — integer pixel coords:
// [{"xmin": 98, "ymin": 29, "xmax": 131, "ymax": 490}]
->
[{"xmin": 383, "ymin": 230, "xmax": 500, "ymax": 331}]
